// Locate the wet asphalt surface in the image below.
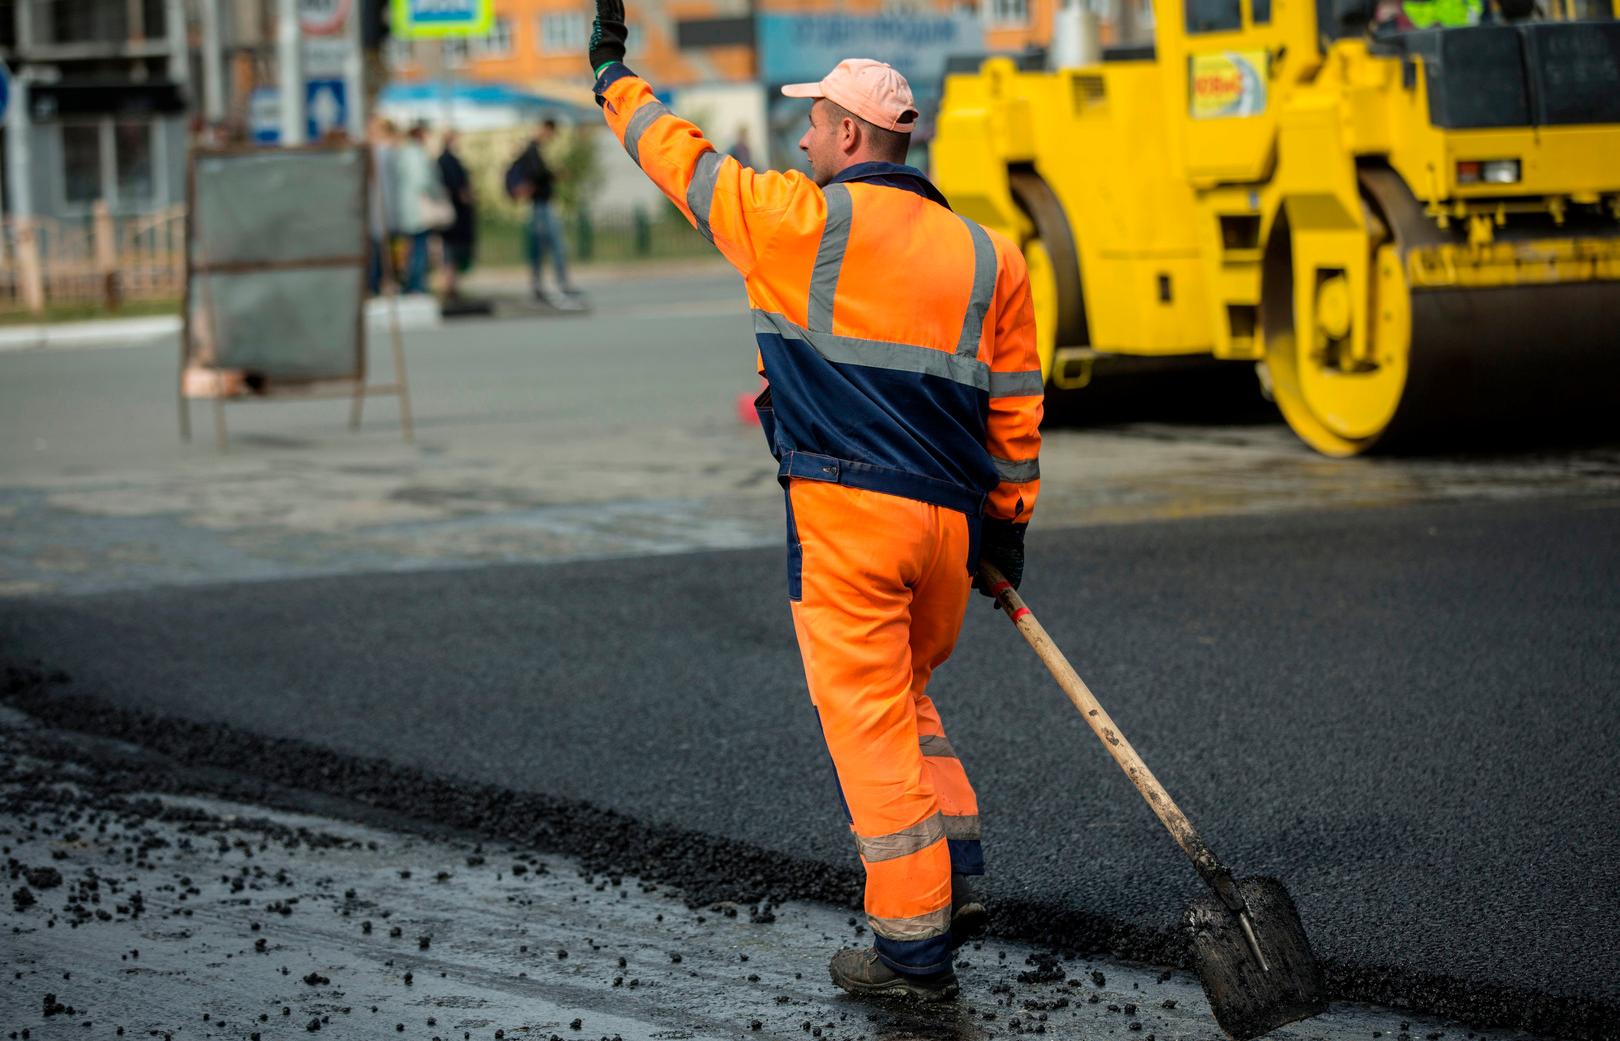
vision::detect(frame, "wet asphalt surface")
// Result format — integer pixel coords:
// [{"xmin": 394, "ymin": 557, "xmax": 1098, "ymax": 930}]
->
[
  {"xmin": 0, "ymin": 706, "xmax": 1561, "ymax": 1041},
  {"xmin": 3, "ymin": 494, "xmax": 1616, "ymax": 1039}
]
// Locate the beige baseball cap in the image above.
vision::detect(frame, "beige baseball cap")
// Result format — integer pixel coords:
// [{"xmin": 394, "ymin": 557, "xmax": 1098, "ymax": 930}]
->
[{"xmin": 781, "ymin": 59, "xmax": 919, "ymax": 133}]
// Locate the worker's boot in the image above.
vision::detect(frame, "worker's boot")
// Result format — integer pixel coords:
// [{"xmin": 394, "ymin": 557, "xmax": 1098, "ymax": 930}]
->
[
  {"xmin": 950, "ymin": 873, "xmax": 988, "ymax": 948},
  {"xmin": 828, "ymin": 948, "xmax": 959, "ymax": 1002}
]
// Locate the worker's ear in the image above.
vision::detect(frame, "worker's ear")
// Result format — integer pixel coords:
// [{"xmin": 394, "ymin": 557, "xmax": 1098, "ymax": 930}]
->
[{"xmin": 839, "ymin": 115, "xmax": 860, "ymax": 155}]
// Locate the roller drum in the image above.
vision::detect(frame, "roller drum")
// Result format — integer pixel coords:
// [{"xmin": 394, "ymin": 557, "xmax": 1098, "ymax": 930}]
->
[{"xmin": 1385, "ymin": 280, "xmax": 1620, "ymax": 450}]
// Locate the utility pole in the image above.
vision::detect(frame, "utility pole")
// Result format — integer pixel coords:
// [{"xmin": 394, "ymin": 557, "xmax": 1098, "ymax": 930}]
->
[
  {"xmin": 4, "ymin": 63, "xmax": 43, "ymax": 313},
  {"xmin": 165, "ymin": 0, "xmax": 189, "ymax": 91},
  {"xmin": 199, "ymin": 0, "xmax": 226, "ymax": 125},
  {"xmin": 278, "ymin": 0, "xmax": 305, "ymax": 145}
]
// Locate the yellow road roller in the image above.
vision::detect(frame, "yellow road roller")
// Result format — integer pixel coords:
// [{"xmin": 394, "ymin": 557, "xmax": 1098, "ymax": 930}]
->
[{"xmin": 932, "ymin": 0, "xmax": 1620, "ymax": 454}]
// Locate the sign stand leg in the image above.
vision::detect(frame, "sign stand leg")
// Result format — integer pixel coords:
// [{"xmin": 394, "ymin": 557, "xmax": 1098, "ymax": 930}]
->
[
  {"xmin": 390, "ymin": 293, "xmax": 414, "ymax": 443},
  {"xmin": 349, "ymin": 377, "xmax": 366, "ymax": 431},
  {"xmin": 212, "ymin": 366, "xmax": 231, "ymax": 450},
  {"xmin": 179, "ymin": 387, "xmax": 191, "ymax": 441}
]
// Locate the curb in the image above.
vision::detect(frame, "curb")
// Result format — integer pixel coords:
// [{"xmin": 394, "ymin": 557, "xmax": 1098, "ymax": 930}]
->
[{"xmin": 0, "ymin": 295, "xmax": 444, "ymax": 355}]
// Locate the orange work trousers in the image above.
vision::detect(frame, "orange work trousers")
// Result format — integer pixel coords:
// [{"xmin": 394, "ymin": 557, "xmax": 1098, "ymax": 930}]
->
[{"xmin": 785, "ymin": 479, "xmax": 983, "ymax": 976}]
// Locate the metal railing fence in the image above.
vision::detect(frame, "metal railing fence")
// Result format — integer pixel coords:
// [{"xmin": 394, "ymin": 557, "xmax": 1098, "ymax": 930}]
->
[{"xmin": 0, "ymin": 204, "xmax": 187, "ymax": 315}]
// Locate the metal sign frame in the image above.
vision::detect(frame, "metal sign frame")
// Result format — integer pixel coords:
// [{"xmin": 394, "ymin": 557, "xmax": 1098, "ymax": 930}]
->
[{"xmin": 180, "ymin": 142, "xmax": 413, "ymax": 449}]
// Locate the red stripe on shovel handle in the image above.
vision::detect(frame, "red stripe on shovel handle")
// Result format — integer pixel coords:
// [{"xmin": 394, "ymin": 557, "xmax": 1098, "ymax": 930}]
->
[{"xmin": 1010, "ymin": 606, "xmax": 1031, "ymax": 622}]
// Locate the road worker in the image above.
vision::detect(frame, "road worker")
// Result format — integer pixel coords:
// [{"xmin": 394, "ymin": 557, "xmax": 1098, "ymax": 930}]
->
[{"xmin": 588, "ymin": 0, "xmax": 1042, "ymax": 1002}]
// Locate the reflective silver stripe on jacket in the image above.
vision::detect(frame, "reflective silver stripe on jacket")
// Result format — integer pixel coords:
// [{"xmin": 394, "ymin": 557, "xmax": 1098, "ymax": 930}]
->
[
  {"xmin": 989, "ymin": 369, "xmax": 1043, "ymax": 399},
  {"xmin": 993, "ymin": 455, "xmax": 1040, "ymax": 483},
  {"xmin": 854, "ymin": 812, "xmax": 946, "ymax": 863},
  {"xmin": 808, "ymin": 184, "xmax": 853, "ymax": 333},
  {"xmin": 943, "ymin": 814, "xmax": 982, "ymax": 841},
  {"xmin": 956, "ymin": 218, "xmax": 998, "ymax": 357},
  {"xmin": 686, "ymin": 151, "xmax": 724, "ymax": 244},
  {"xmin": 754, "ymin": 310, "xmax": 990, "ymax": 393},
  {"xmin": 918, "ymin": 733, "xmax": 957, "ymax": 759},
  {"xmin": 622, "ymin": 101, "xmax": 672, "ymax": 168},
  {"xmin": 868, "ymin": 905, "xmax": 952, "ymax": 942}
]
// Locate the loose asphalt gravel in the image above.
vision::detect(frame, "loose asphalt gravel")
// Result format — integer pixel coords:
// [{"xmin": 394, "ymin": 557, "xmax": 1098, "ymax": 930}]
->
[
  {"xmin": 3, "ymin": 495, "xmax": 1616, "ymax": 1039},
  {"xmin": 5, "ymin": 706, "xmax": 1510, "ymax": 1041}
]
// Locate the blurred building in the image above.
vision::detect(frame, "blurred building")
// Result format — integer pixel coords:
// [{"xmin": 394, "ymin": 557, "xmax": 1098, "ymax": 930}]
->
[
  {"xmin": 0, "ymin": 0, "xmax": 191, "ymax": 220},
  {"xmin": 389, "ymin": 0, "xmax": 1054, "ymax": 91},
  {"xmin": 385, "ymin": 0, "xmax": 1075, "ymax": 170}
]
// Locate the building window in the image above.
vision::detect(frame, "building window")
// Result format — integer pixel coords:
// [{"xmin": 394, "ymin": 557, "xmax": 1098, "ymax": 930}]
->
[
  {"xmin": 41, "ymin": 0, "xmax": 165, "ymax": 47},
  {"xmin": 471, "ymin": 15, "xmax": 514, "ymax": 57},
  {"xmin": 59, "ymin": 118, "xmax": 158, "ymax": 211},
  {"xmin": 62, "ymin": 123, "xmax": 103, "ymax": 206},
  {"xmin": 626, "ymin": 21, "xmax": 647, "ymax": 57},
  {"xmin": 985, "ymin": 0, "xmax": 1029, "ymax": 26},
  {"xmin": 114, "ymin": 121, "xmax": 154, "ymax": 204},
  {"xmin": 1185, "ymin": 0, "xmax": 1242, "ymax": 30},
  {"xmin": 539, "ymin": 12, "xmax": 587, "ymax": 55}
]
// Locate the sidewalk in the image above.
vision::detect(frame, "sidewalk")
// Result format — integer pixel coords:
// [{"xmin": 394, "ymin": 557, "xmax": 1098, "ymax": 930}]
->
[
  {"xmin": 463, "ymin": 257, "xmax": 733, "ymax": 295},
  {"xmin": 0, "ymin": 294, "xmax": 445, "ymax": 354},
  {"xmin": 0, "ymin": 259, "xmax": 737, "ymax": 353}
]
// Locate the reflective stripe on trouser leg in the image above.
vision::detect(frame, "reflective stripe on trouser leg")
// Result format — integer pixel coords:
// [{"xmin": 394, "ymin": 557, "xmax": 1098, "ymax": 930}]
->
[
  {"xmin": 787, "ymin": 479, "xmax": 968, "ymax": 976},
  {"xmin": 916, "ymin": 717, "xmax": 983, "ymax": 876},
  {"xmin": 908, "ymin": 547, "xmax": 984, "ymax": 878}
]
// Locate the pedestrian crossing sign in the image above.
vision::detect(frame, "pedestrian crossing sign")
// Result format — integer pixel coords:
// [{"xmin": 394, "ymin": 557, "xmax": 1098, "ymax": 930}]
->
[{"xmin": 391, "ymin": 0, "xmax": 494, "ymax": 39}]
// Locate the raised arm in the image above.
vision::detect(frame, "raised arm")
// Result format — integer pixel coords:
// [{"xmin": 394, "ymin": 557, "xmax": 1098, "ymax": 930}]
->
[{"xmin": 589, "ymin": 0, "xmax": 819, "ymax": 278}]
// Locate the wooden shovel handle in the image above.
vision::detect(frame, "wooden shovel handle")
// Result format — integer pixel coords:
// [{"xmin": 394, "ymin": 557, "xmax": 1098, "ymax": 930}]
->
[{"xmin": 980, "ymin": 564, "xmax": 1237, "ymax": 901}]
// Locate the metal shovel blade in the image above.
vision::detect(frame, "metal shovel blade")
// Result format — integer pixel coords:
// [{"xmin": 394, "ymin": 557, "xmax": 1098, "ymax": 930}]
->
[{"xmin": 1185, "ymin": 876, "xmax": 1327, "ymax": 1040}]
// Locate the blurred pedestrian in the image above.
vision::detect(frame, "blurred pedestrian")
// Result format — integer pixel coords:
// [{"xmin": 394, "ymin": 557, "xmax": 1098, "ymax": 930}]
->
[
  {"xmin": 367, "ymin": 117, "xmax": 400, "ymax": 294},
  {"xmin": 437, "ymin": 129, "xmax": 477, "ymax": 301},
  {"xmin": 506, "ymin": 119, "xmax": 583, "ymax": 308},
  {"xmin": 726, "ymin": 125, "xmax": 753, "ymax": 167},
  {"xmin": 393, "ymin": 122, "xmax": 445, "ymax": 295}
]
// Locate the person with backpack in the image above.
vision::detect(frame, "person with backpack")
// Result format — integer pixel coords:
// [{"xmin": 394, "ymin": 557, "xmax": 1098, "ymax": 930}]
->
[{"xmin": 506, "ymin": 119, "xmax": 585, "ymax": 309}]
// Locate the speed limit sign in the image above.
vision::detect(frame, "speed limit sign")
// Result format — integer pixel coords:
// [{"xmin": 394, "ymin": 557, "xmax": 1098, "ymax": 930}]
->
[{"xmin": 298, "ymin": 0, "xmax": 352, "ymax": 36}]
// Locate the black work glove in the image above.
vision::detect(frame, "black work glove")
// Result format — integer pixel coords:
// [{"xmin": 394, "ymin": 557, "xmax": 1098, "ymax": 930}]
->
[
  {"xmin": 975, "ymin": 518, "xmax": 1026, "ymax": 598},
  {"xmin": 589, "ymin": 0, "xmax": 628, "ymax": 76}
]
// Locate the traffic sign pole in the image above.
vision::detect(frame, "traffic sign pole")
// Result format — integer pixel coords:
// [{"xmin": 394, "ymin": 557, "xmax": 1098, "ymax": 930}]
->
[
  {"xmin": 342, "ymin": 0, "xmax": 365, "ymax": 139},
  {"xmin": 279, "ymin": 0, "xmax": 306, "ymax": 145},
  {"xmin": 199, "ymin": 0, "xmax": 225, "ymax": 124}
]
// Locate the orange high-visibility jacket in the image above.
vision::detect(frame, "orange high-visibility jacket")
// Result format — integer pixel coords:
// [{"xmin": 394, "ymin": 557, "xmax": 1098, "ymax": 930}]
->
[{"xmin": 595, "ymin": 65, "xmax": 1042, "ymax": 532}]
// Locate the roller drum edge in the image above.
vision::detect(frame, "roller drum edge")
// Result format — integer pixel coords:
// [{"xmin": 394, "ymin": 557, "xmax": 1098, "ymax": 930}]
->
[{"xmin": 1380, "ymin": 280, "xmax": 1620, "ymax": 452}]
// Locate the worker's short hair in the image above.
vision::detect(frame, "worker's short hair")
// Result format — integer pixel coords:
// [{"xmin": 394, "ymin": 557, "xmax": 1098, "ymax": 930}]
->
[
  {"xmin": 822, "ymin": 100, "xmax": 910, "ymax": 164},
  {"xmin": 541, "ymin": 117, "xmax": 560, "ymax": 132}
]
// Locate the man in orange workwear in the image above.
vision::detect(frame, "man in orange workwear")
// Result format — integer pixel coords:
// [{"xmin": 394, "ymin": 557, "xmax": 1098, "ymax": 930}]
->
[{"xmin": 589, "ymin": 0, "xmax": 1042, "ymax": 1003}]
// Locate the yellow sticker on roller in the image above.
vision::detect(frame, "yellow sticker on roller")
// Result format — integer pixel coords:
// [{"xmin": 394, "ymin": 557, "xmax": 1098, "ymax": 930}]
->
[{"xmin": 1190, "ymin": 50, "xmax": 1269, "ymax": 119}]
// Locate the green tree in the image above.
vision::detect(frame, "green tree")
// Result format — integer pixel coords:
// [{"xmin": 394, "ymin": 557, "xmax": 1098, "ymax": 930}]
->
[{"xmin": 547, "ymin": 123, "xmax": 601, "ymax": 217}]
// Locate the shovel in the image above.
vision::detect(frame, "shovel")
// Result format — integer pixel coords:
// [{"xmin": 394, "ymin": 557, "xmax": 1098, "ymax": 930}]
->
[{"xmin": 980, "ymin": 565, "xmax": 1327, "ymax": 1040}]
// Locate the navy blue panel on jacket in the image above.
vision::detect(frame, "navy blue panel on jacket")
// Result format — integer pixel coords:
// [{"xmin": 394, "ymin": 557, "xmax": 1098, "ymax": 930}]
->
[{"xmin": 754, "ymin": 327, "xmax": 996, "ymax": 519}]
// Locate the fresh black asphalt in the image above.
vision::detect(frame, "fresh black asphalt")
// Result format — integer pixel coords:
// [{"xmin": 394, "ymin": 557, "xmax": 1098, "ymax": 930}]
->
[{"xmin": 4, "ymin": 496, "xmax": 1617, "ymax": 1037}]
